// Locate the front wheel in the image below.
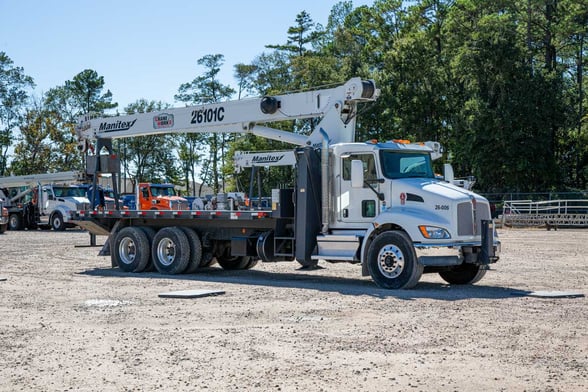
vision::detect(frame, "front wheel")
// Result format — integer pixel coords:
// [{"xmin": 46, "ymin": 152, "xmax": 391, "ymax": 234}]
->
[
  {"xmin": 367, "ymin": 231, "xmax": 423, "ymax": 289},
  {"xmin": 439, "ymin": 264, "xmax": 487, "ymax": 285},
  {"xmin": 9, "ymin": 213, "xmax": 23, "ymax": 231},
  {"xmin": 51, "ymin": 212, "xmax": 65, "ymax": 231}
]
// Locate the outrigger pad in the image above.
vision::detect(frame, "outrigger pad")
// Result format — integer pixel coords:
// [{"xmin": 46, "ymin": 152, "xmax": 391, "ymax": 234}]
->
[
  {"xmin": 511, "ymin": 290, "xmax": 585, "ymax": 298},
  {"xmin": 158, "ymin": 289, "xmax": 225, "ymax": 299}
]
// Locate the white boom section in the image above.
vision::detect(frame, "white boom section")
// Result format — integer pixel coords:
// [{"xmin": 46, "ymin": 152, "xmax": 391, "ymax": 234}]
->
[
  {"xmin": 0, "ymin": 171, "xmax": 85, "ymax": 188},
  {"xmin": 233, "ymin": 150, "xmax": 296, "ymax": 173},
  {"xmin": 76, "ymin": 78, "xmax": 379, "ymax": 147}
]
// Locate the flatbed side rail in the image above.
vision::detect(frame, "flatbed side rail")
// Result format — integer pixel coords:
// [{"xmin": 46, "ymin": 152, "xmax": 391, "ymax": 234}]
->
[{"xmin": 71, "ymin": 209, "xmax": 274, "ymax": 221}]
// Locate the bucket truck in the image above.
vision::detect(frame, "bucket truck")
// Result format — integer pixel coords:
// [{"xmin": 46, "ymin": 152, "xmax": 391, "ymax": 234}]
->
[{"xmin": 72, "ymin": 77, "xmax": 499, "ymax": 289}]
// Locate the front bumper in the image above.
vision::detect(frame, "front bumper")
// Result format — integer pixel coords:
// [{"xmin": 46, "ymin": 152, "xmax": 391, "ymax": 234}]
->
[{"xmin": 415, "ymin": 220, "xmax": 500, "ymax": 266}]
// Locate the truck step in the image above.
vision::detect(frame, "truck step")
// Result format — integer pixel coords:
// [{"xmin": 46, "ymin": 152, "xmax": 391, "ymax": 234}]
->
[
  {"xmin": 311, "ymin": 234, "xmax": 360, "ymax": 261},
  {"xmin": 274, "ymin": 236, "xmax": 295, "ymax": 257}
]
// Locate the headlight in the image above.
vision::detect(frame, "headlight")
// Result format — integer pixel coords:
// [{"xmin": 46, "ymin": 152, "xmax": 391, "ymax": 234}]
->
[{"xmin": 418, "ymin": 225, "xmax": 451, "ymax": 239}]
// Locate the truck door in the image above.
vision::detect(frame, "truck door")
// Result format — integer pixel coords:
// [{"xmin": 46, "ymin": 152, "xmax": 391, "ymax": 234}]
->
[
  {"xmin": 338, "ymin": 153, "xmax": 380, "ymax": 223},
  {"xmin": 41, "ymin": 186, "xmax": 52, "ymax": 213}
]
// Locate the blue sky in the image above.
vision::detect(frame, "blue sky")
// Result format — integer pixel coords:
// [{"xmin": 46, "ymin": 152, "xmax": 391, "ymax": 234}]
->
[{"xmin": 1, "ymin": 0, "xmax": 374, "ymax": 111}]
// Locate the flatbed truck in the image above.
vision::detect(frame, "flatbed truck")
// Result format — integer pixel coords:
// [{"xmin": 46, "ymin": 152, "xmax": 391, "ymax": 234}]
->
[{"xmin": 72, "ymin": 77, "xmax": 499, "ymax": 289}]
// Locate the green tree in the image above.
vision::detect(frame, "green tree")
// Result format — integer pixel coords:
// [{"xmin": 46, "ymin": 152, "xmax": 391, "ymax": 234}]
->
[
  {"xmin": 443, "ymin": 0, "xmax": 562, "ymax": 192},
  {"xmin": 266, "ymin": 11, "xmax": 324, "ymax": 57},
  {"xmin": 0, "ymin": 52, "xmax": 35, "ymax": 176},
  {"xmin": 44, "ymin": 69, "xmax": 118, "ymax": 172},
  {"xmin": 233, "ymin": 63, "xmax": 258, "ymax": 99},
  {"xmin": 9, "ymin": 100, "xmax": 56, "ymax": 174},
  {"xmin": 64, "ymin": 69, "xmax": 117, "ymax": 115}
]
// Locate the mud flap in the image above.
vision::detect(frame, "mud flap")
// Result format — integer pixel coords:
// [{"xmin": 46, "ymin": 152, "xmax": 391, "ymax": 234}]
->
[{"xmin": 480, "ymin": 219, "xmax": 497, "ymax": 264}]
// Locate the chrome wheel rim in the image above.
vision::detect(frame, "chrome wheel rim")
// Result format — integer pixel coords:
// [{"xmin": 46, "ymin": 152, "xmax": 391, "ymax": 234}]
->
[
  {"xmin": 156, "ymin": 238, "xmax": 176, "ymax": 266},
  {"xmin": 119, "ymin": 238, "xmax": 136, "ymax": 265},
  {"xmin": 377, "ymin": 244, "xmax": 404, "ymax": 278}
]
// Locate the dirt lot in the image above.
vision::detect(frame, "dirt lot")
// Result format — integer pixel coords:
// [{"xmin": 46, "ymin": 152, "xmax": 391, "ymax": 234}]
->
[{"xmin": 0, "ymin": 228, "xmax": 586, "ymax": 391}]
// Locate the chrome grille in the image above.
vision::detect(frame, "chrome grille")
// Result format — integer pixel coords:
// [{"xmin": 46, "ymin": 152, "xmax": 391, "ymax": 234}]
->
[
  {"xmin": 172, "ymin": 201, "xmax": 190, "ymax": 210},
  {"xmin": 457, "ymin": 202, "xmax": 473, "ymax": 235},
  {"xmin": 457, "ymin": 201, "xmax": 491, "ymax": 236}
]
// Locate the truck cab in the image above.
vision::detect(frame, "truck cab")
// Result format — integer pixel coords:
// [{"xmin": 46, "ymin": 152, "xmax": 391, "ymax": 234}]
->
[
  {"xmin": 310, "ymin": 140, "xmax": 498, "ymax": 288},
  {"xmin": 40, "ymin": 184, "xmax": 91, "ymax": 230},
  {"xmin": 329, "ymin": 140, "xmax": 492, "ymax": 234},
  {"xmin": 137, "ymin": 183, "xmax": 189, "ymax": 211}
]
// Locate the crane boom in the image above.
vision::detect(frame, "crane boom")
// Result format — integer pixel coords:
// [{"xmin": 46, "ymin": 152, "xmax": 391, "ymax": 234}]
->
[
  {"xmin": 0, "ymin": 171, "xmax": 85, "ymax": 188},
  {"xmin": 75, "ymin": 78, "xmax": 379, "ymax": 148}
]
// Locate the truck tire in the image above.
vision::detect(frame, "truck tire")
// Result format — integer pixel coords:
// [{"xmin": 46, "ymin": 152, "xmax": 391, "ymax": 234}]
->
[
  {"xmin": 151, "ymin": 227, "xmax": 190, "ymax": 274},
  {"xmin": 439, "ymin": 264, "xmax": 487, "ymax": 285},
  {"xmin": 367, "ymin": 231, "xmax": 423, "ymax": 289},
  {"xmin": 51, "ymin": 212, "xmax": 66, "ymax": 231},
  {"xmin": 138, "ymin": 227, "xmax": 156, "ymax": 272},
  {"xmin": 9, "ymin": 213, "xmax": 23, "ymax": 231},
  {"xmin": 113, "ymin": 227, "xmax": 151, "ymax": 273},
  {"xmin": 0, "ymin": 224, "xmax": 7, "ymax": 234},
  {"xmin": 199, "ymin": 252, "xmax": 216, "ymax": 268},
  {"xmin": 217, "ymin": 255, "xmax": 253, "ymax": 270},
  {"xmin": 244, "ymin": 258, "xmax": 259, "ymax": 269},
  {"xmin": 178, "ymin": 227, "xmax": 202, "ymax": 273}
]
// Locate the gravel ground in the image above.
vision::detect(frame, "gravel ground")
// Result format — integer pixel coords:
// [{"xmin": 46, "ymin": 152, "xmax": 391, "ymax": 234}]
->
[{"xmin": 0, "ymin": 228, "xmax": 586, "ymax": 391}]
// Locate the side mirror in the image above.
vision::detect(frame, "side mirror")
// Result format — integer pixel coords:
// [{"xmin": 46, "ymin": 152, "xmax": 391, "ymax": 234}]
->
[
  {"xmin": 351, "ymin": 160, "xmax": 364, "ymax": 188},
  {"xmin": 443, "ymin": 163, "xmax": 455, "ymax": 182}
]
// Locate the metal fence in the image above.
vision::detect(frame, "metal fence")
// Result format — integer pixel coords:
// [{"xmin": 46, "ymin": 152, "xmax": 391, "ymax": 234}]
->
[{"xmin": 501, "ymin": 199, "xmax": 588, "ymax": 228}]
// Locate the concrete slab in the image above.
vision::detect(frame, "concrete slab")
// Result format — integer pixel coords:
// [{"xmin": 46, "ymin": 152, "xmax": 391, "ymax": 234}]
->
[
  {"xmin": 158, "ymin": 289, "xmax": 225, "ymax": 299},
  {"xmin": 511, "ymin": 290, "xmax": 585, "ymax": 298}
]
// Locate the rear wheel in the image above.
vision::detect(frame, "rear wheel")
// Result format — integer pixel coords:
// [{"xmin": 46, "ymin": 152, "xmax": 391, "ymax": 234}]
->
[
  {"xmin": 215, "ymin": 243, "xmax": 253, "ymax": 270},
  {"xmin": 199, "ymin": 252, "xmax": 216, "ymax": 268},
  {"xmin": 151, "ymin": 227, "xmax": 190, "ymax": 274},
  {"xmin": 217, "ymin": 254, "xmax": 254, "ymax": 270},
  {"xmin": 244, "ymin": 257, "xmax": 259, "ymax": 269},
  {"xmin": 367, "ymin": 231, "xmax": 423, "ymax": 289},
  {"xmin": 113, "ymin": 227, "xmax": 151, "ymax": 272},
  {"xmin": 138, "ymin": 227, "xmax": 156, "ymax": 271},
  {"xmin": 439, "ymin": 264, "xmax": 487, "ymax": 285},
  {"xmin": 178, "ymin": 227, "xmax": 202, "ymax": 273}
]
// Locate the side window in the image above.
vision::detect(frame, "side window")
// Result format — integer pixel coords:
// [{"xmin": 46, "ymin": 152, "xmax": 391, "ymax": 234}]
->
[
  {"xmin": 141, "ymin": 187, "xmax": 149, "ymax": 198},
  {"xmin": 342, "ymin": 154, "xmax": 377, "ymax": 181},
  {"xmin": 362, "ymin": 200, "xmax": 376, "ymax": 217}
]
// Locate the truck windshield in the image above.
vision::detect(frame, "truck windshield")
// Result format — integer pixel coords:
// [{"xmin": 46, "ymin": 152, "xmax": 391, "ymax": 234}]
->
[
  {"xmin": 380, "ymin": 151, "xmax": 434, "ymax": 179},
  {"xmin": 53, "ymin": 186, "xmax": 87, "ymax": 197},
  {"xmin": 151, "ymin": 186, "xmax": 176, "ymax": 197}
]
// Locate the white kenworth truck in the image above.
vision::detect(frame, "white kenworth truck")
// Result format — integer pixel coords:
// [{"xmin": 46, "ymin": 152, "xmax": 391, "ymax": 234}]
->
[
  {"xmin": 73, "ymin": 77, "xmax": 499, "ymax": 289},
  {"xmin": 0, "ymin": 171, "xmax": 91, "ymax": 231}
]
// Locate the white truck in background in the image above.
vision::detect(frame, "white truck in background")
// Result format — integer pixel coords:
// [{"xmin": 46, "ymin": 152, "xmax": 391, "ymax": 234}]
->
[
  {"xmin": 73, "ymin": 77, "xmax": 499, "ymax": 289},
  {"xmin": 0, "ymin": 171, "xmax": 91, "ymax": 231},
  {"xmin": 0, "ymin": 199, "xmax": 7, "ymax": 233}
]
